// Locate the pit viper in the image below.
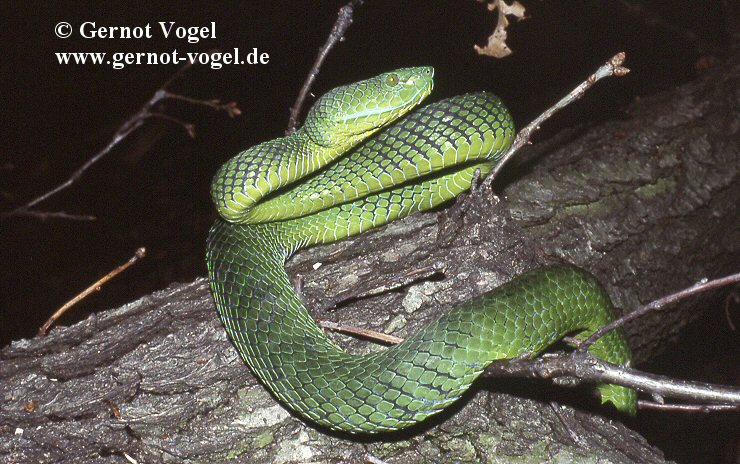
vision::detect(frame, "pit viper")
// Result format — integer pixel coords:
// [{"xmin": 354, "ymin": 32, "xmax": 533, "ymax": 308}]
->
[{"xmin": 206, "ymin": 67, "xmax": 636, "ymax": 434}]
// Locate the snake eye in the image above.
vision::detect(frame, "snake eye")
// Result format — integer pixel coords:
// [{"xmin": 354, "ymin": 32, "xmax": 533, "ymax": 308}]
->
[{"xmin": 385, "ymin": 73, "xmax": 400, "ymax": 87}]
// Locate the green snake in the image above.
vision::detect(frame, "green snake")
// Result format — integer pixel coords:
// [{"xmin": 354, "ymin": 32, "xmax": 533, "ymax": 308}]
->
[{"xmin": 206, "ymin": 67, "xmax": 636, "ymax": 434}]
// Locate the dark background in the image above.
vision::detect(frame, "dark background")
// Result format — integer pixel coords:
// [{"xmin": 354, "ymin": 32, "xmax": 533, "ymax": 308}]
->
[{"xmin": 2, "ymin": 1, "xmax": 736, "ymax": 463}]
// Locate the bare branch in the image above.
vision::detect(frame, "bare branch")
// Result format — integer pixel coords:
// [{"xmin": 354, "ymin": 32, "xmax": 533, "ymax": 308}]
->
[
  {"xmin": 5, "ymin": 209, "xmax": 96, "ymax": 221},
  {"xmin": 38, "ymin": 247, "xmax": 147, "ymax": 337},
  {"xmin": 317, "ymin": 262, "xmax": 444, "ymax": 312},
  {"xmin": 318, "ymin": 320, "xmax": 404, "ymax": 345},
  {"xmin": 724, "ymin": 291, "xmax": 738, "ymax": 331},
  {"xmin": 149, "ymin": 112, "xmax": 197, "ymax": 138},
  {"xmin": 286, "ymin": 0, "xmax": 364, "ymax": 134},
  {"xmin": 484, "ymin": 52, "xmax": 630, "ymax": 187},
  {"xmin": 484, "ymin": 351, "xmax": 740, "ymax": 407},
  {"xmin": 163, "ymin": 92, "xmax": 242, "ymax": 118},
  {"xmin": 579, "ymin": 271, "xmax": 740, "ymax": 351},
  {"xmin": 637, "ymin": 400, "xmax": 739, "ymax": 413},
  {"xmin": 3, "ymin": 115, "xmax": 149, "ymax": 219},
  {"xmin": 2, "ymin": 61, "xmax": 241, "ymax": 222}
]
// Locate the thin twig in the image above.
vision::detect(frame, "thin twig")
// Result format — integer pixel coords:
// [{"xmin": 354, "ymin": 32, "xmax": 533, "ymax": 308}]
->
[
  {"xmin": 2, "ymin": 62, "xmax": 241, "ymax": 221},
  {"xmin": 579, "ymin": 271, "xmax": 740, "ymax": 351},
  {"xmin": 163, "ymin": 92, "xmax": 242, "ymax": 118},
  {"xmin": 6, "ymin": 210, "xmax": 96, "ymax": 221},
  {"xmin": 149, "ymin": 112, "xmax": 196, "ymax": 138},
  {"xmin": 637, "ymin": 400, "xmax": 739, "ymax": 413},
  {"xmin": 549, "ymin": 402, "xmax": 584, "ymax": 447},
  {"xmin": 160, "ymin": 60, "xmax": 194, "ymax": 89},
  {"xmin": 724, "ymin": 291, "xmax": 737, "ymax": 331},
  {"xmin": 38, "ymin": 247, "xmax": 147, "ymax": 337},
  {"xmin": 286, "ymin": 0, "xmax": 364, "ymax": 134},
  {"xmin": 317, "ymin": 263, "xmax": 444, "ymax": 312},
  {"xmin": 4, "ymin": 114, "xmax": 150, "ymax": 218},
  {"xmin": 318, "ymin": 320, "xmax": 404, "ymax": 345},
  {"xmin": 483, "ymin": 52, "xmax": 630, "ymax": 187}
]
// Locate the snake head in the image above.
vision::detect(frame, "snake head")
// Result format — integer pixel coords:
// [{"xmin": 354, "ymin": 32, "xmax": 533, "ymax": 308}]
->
[{"xmin": 303, "ymin": 67, "xmax": 434, "ymax": 148}]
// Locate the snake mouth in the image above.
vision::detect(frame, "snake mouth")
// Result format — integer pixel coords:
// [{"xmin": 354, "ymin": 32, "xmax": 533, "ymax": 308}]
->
[{"xmin": 339, "ymin": 67, "xmax": 434, "ymax": 129}]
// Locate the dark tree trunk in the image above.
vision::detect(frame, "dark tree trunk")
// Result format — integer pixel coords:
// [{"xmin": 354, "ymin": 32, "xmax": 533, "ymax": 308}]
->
[{"xmin": 2, "ymin": 50, "xmax": 737, "ymax": 464}]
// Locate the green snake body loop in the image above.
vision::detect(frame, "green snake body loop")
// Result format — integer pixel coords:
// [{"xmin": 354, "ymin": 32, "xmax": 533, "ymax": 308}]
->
[
  {"xmin": 210, "ymin": 67, "xmax": 434, "ymax": 223},
  {"xmin": 206, "ymin": 67, "xmax": 636, "ymax": 434}
]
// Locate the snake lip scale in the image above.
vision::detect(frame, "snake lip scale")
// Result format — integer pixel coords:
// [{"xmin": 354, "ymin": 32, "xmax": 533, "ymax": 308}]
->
[{"xmin": 206, "ymin": 66, "xmax": 636, "ymax": 434}]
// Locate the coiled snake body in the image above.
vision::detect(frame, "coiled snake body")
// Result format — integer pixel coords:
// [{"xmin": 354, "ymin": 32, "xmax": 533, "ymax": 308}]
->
[{"xmin": 206, "ymin": 67, "xmax": 636, "ymax": 434}]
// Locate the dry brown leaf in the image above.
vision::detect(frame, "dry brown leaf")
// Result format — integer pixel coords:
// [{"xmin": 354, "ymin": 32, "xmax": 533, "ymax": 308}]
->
[{"xmin": 474, "ymin": 0, "xmax": 527, "ymax": 58}]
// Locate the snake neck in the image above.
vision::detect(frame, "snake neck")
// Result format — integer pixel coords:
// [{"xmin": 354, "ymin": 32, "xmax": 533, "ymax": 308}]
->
[
  {"xmin": 209, "ymin": 130, "xmax": 347, "ymax": 223},
  {"xmin": 210, "ymin": 66, "xmax": 434, "ymax": 224},
  {"xmin": 220, "ymin": 93, "xmax": 518, "ymax": 227}
]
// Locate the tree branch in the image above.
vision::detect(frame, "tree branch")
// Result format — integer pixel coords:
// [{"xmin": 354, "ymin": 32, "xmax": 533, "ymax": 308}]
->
[
  {"xmin": 484, "ymin": 52, "xmax": 630, "ymax": 185},
  {"xmin": 484, "ymin": 351, "xmax": 740, "ymax": 408},
  {"xmin": 2, "ymin": 62, "xmax": 241, "ymax": 222},
  {"xmin": 579, "ymin": 272, "xmax": 740, "ymax": 351},
  {"xmin": 37, "ymin": 247, "xmax": 147, "ymax": 337},
  {"xmin": 3, "ymin": 209, "xmax": 97, "ymax": 221},
  {"xmin": 637, "ymin": 401, "xmax": 739, "ymax": 413},
  {"xmin": 286, "ymin": 0, "xmax": 364, "ymax": 134}
]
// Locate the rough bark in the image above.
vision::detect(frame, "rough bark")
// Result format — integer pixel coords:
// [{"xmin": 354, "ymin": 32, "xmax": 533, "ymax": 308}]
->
[{"xmin": 1, "ymin": 52, "xmax": 737, "ymax": 464}]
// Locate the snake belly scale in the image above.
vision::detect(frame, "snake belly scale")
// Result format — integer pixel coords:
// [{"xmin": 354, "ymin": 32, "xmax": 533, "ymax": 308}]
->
[{"xmin": 206, "ymin": 67, "xmax": 636, "ymax": 434}]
